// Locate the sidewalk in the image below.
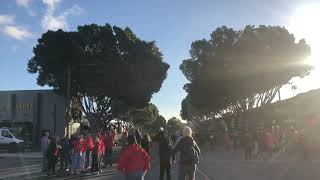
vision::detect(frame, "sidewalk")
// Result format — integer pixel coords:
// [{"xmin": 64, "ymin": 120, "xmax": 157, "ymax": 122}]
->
[{"xmin": 0, "ymin": 152, "xmax": 42, "ymax": 158}]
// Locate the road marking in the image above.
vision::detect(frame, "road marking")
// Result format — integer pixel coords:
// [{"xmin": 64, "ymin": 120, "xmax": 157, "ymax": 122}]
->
[{"xmin": 197, "ymin": 167, "xmax": 211, "ymax": 180}]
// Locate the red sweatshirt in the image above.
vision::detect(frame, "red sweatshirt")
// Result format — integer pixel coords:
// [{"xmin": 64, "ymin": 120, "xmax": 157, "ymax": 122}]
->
[
  {"xmin": 73, "ymin": 140, "xmax": 81, "ymax": 153},
  {"xmin": 93, "ymin": 139, "xmax": 104, "ymax": 156},
  {"xmin": 117, "ymin": 144, "xmax": 150, "ymax": 175},
  {"xmin": 105, "ymin": 132, "xmax": 115, "ymax": 150},
  {"xmin": 86, "ymin": 136, "xmax": 94, "ymax": 151},
  {"xmin": 80, "ymin": 139, "xmax": 87, "ymax": 153}
]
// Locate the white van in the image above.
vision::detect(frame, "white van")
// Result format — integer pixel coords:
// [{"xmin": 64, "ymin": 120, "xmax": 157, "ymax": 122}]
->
[{"xmin": 0, "ymin": 127, "xmax": 24, "ymax": 152}]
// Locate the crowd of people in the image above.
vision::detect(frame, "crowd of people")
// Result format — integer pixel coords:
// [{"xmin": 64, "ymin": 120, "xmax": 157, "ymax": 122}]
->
[
  {"xmin": 41, "ymin": 129, "xmax": 116, "ymax": 176},
  {"xmin": 216, "ymin": 120, "xmax": 309, "ymax": 160},
  {"xmin": 40, "ymin": 126, "xmax": 201, "ymax": 180}
]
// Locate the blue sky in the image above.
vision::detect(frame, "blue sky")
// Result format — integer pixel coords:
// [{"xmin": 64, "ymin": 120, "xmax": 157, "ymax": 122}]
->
[{"xmin": 0, "ymin": 0, "xmax": 319, "ymax": 120}]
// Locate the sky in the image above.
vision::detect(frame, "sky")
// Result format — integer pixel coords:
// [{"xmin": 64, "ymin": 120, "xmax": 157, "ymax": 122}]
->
[{"xmin": 0, "ymin": 0, "xmax": 320, "ymax": 120}]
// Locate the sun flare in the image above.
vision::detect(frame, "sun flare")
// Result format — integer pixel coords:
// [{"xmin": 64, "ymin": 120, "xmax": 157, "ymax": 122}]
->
[{"xmin": 289, "ymin": 3, "xmax": 320, "ymax": 70}]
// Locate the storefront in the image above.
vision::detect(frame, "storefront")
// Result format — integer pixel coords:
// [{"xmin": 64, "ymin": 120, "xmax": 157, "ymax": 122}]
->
[{"xmin": 0, "ymin": 90, "xmax": 67, "ymax": 147}]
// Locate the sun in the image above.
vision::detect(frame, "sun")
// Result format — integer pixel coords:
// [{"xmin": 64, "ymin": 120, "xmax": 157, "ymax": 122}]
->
[{"xmin": 289, "ymin": 3, "xmax": 320, "ymax": 70}]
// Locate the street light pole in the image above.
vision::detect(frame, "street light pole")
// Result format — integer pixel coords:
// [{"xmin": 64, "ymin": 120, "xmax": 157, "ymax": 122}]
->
[{"xmin": 66, "ymin": 63, "xmax": 71, "ymax": 137}]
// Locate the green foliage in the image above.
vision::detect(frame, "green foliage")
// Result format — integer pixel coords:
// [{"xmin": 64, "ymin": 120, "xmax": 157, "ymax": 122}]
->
[
  {"xmin": 148, "ymin": 115, "xmax": 167, "ymax": 134},
  {"xmin": 167, "ymin": 117, "xmax": 183, "ymax": 134},
  {"xmin": 129, "ymin": 103, "xmax": 159, "ymax": 127},
  {"xmin": 181, "ymin": 25, "xmax": 312, "ymax": 120},
  {"xmin": 27, "ymin": 24, "xmax": 169, "ymax": 127}
]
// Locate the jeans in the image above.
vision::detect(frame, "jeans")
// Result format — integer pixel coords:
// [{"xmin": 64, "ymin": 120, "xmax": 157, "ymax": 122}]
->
[
  {"xmin": 81, "ymin": 151, "xmax": 86, "ymax": 171},
  {"xmin": 105, "ymin": 149, "xmax": 112, "ymax": 165},
  {"xmin": 85, "ymin": 150, "xmax": 92, "ymax": 169},
  {"xmin": 91, "ymin": 154, "xmax": 102, "ymax": 172},
  {"xmin": 178, "ymin": 164, "xmax": 196, "ymax": 180},
  {"xmin": 160, "ymin": 163, "xmax": 171, "ymax": 180},
  {"xmin": 72, "ymin": 153, "xmax": 81, "ymax": 173},
  {"xmin": 126, "ymin": 170, "xmax": 144, "ymax": 180}
]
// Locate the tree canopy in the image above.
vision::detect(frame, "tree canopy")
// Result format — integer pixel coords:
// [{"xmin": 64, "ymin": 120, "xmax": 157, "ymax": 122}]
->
[
  {"xmin": 27, "ymin": 24, "xmax": 169, "ymax": 128},
  {"xmin": 128, "ymin": 103, "xmax": 159, "ymax": 127},
  {"xmin": 180, "ymin": 25, "xmax": 312, "ymax": 121},
  {"xmin": 167, "ymin": 117, "xmax": 184, "ymax": 134}
]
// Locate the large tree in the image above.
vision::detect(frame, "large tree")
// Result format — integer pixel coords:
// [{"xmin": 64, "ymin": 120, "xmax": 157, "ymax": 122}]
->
[
  {"xmin": 180, "ymin": 25, "xmax": 311, "ymax": 123},
  {"xmin": 167, "ymin": 117, "xmax": 183, "ymax": 134},
  {"xmin": 27, "ymin": 24, "xmax": 169, "ymax": 128},
  {"xmin": 128, "ymin": 103, "xmax": 159, "ymax": 128}
]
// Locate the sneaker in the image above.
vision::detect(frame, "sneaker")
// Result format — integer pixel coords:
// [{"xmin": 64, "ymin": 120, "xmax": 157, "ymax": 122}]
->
[{"xmin": 65, "ymin": 168, "xmax": 70, "ymax": 172}]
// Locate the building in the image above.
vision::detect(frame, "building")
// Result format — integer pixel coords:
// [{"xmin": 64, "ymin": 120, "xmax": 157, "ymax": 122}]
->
[
  {"xmin": 240, "ymin": 88, "xmax": 320, "ymax": 131},
  {"xmin": 0, "ymin": 90, "xmax": 67, "ymax": 146}
]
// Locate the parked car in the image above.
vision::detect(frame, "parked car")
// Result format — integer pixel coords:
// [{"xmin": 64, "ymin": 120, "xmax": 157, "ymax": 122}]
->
[{"xmin": 0, "ymin": 127, "xmax": 24, "ymax": 152}]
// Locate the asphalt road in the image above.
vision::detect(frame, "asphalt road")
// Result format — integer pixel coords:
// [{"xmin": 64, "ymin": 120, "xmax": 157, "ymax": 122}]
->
[
  {"xmin": 0, "ymin": 144, "xmax": 207, "ymax": 180},
  {"xmin": 1, "ymin": 146, "xmax": 320, "ymax": 180}
]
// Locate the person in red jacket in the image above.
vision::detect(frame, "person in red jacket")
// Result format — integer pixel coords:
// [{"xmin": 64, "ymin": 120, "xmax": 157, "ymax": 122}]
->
[
  {"xmin": 79, "ymin": 135, "xmax": 87, "ymax": 171},
  {"xmin": 71, "ymin": 136, "xmax": 82, "ymax": 175},
  {"xmin": 98, "ymin": 133, "xmax": 105, "ymax": 167},
  {"xmin": 118, "ymin": 135, "xmax": 151, "ymax": 180},
  {"xmin": 85, "ymin": 133, "xmax": 94, "ymax": 170},
  {"xmin": 91, "ymin": 135, "xmax": 103, "ymax": 174},
  {"xmin": 105, "ymin": 130, "xmax": 116, "ymax": 167}
]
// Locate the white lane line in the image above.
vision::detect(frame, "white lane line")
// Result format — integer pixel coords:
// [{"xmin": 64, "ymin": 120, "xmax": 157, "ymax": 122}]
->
[{"xmin": 197, "ymin": 167, "xmax": 211, "ymax": 180}]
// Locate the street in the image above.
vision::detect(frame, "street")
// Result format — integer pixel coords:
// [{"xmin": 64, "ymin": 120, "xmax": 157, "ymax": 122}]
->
[{"xmin": 1, "ymin": 147, "xmax": 320, "ymax": 180}]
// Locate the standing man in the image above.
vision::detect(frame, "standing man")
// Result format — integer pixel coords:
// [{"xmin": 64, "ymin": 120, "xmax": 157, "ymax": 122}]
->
[
  {"xmin": 242, "ymin": 131, "xmax": 253, "ymax": 160},
  {"xmin": 79, "ymin": 135, "xmax": 87, "ymax": 172},
  {"xmin": 60, "ymin": 136, "xmax": 71, "ymax": 171},
  {"xmin": 154, "ymin": 130, "xmax": 174, "ymax": 180},
  {"xmin": 41, "ymin": 131, "xmax": 50, "ymax": 172},
  {"xmin": 85, "ymin": 132, "xmax": 94, "ymax": 170},
  {"xmin": 174, "ymin": 126, "xmax": 200, "ymax": 180},
  {"xmin": 105, "ymin": 129, "xmax": 115, "ymax": 167}
]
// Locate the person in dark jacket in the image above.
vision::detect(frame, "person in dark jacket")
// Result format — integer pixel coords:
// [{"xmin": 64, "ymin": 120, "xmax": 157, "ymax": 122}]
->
[
  {"xmin": 141, "ymin": 134, "xmax": 152, "ymax": 155},
  {"xmin": 174, "ymin": 126, "xmax": 200, "ymax": 180},
  {"xmin": 47, "ymin": 136, "xmax": 59, "ymax": 176},
  {"xmin": 154, "ymin": 130, "xmax": 174, "ymax": 180},
  {"xmin": 60, "ymin": 136, "xmax": 71, "ymax": 171},
  {"xmin": 242, "ymin": 131, "xmax": 253, "ymax": 160}
]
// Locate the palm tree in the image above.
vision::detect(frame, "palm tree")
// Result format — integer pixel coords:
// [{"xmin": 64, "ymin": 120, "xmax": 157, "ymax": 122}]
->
[{"xmin": 291, "ymin": 85, "xmax": 298, "ymax": 96}]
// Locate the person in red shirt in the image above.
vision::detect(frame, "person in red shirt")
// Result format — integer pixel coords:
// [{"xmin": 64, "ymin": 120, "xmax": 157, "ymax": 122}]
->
[
  {"xmin": 104, "ymin": 130, "xmax": 116, "ymax": 167},
  {"xmin": 71, "ymin": 136, "xmax": 82, "ymax": 175},
  {"xmin": 79, "ymin": 135, "xmax": 87, "ymax": 171},
  {"xmin": 91, "ymin": 135, "xmax": 103, "ymax": 174},
  {"xmin": 85, "ymin": 133, "xmax": 94, "ymax": 170},
  {"xmin": 118, "ymin": 135, "xmax": 151, "ymax": 179}
]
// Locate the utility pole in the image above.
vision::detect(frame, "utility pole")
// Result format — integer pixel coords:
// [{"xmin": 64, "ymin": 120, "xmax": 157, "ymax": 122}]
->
[{"xmin": 66, "ymin": 63, "xmax": 71, "ymax": 137}]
